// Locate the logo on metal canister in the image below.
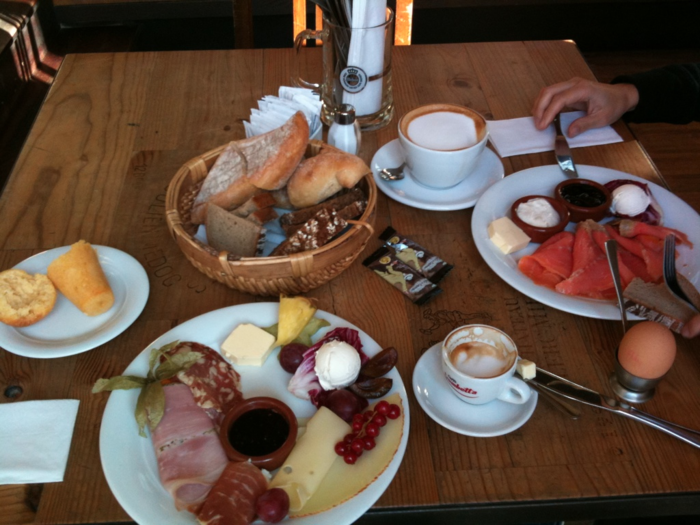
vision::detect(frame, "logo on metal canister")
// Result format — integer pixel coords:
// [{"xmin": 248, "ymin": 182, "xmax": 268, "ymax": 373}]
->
[{"xmin": 340, "ymin": 66, "xmax": 368, "ymax": 93}]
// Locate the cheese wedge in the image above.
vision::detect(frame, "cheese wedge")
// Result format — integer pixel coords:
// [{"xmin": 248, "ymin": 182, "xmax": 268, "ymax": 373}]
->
[
  {"xmin": 291, "ymin": 393, "xmax": 405, "ymax": 517},
  {"xmin": 269, "ymin": 407, "xmax": 350, "ymax": 511}
]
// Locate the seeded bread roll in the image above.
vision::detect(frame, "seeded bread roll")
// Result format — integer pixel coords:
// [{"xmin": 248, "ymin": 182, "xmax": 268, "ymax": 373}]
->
[
  {"xmin": 0, "ymin": 269, "xmax": 57, "ymax": 327},
  {"xmin": 286, "ymin": 152, "xmax": 370, "ymax": 208},
  {"xmin": 47, "ymin": 241, "xmax": 114, "ymax": 316}
]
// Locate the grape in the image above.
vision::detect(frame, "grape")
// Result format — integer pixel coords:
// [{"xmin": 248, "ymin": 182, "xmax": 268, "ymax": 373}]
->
[
  {"xmin": 278, "ymin": 343, "xmax": 308, "ymax": 373},
  {"xmin": 255, "ymin": 488, "xmax": 290, "ymax": 523},
  {"xmin": 375, "ymin": 400, "xmax": 390, "ymax": 415},
  {"xmin": 323, "ymin": 389, "xmax": 362, "ymax": 423}
]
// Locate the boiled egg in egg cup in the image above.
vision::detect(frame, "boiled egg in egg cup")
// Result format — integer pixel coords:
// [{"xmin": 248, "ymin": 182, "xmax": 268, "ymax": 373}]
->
[{"xmin": 609, "ymin": 321, "xmax": 677, "ymax": 403}]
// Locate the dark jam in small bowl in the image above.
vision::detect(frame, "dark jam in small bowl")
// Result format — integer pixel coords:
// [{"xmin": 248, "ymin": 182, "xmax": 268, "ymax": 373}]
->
[
  {"xmin": 555, "ymin": 179, "xmax": 612, "ymax": 223},
  {"xmin": 219, "ymin": 397, "xmax": 297, "ymax": 470}
]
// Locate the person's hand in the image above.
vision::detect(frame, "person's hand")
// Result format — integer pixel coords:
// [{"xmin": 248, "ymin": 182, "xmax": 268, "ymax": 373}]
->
[
  {"xmin": 532, "ymin": 77, "xmax": 639, "ymax": 137},
  {"xmin": 681, "ymin": 314, "xmax": 700, "ymax": 338}
]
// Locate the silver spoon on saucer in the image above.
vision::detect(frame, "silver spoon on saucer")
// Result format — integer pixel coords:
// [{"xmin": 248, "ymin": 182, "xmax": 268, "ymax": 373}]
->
[{"xmin": 378, "ymin": 162, "xmax": 406, "ymax": 181}]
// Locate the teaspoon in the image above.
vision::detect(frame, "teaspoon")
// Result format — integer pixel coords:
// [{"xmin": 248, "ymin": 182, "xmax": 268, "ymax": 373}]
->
[{"xmin": 378, "ymin": 162, "xmax": 406, "ymax": 181}]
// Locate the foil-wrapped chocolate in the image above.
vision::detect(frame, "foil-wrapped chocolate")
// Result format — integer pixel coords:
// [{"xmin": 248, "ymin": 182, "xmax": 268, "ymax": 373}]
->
[
  {"xmin": 363, "ymin": 246, "xmax": 442, "ymax": 305},
  {"xmin": 379, "ymin": 227, "xmax": 453, "ymax": 284}
]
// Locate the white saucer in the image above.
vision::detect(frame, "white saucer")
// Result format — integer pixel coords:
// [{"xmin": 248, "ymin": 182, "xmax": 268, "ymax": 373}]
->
[
  {"xmin": 370, "ymin": 139, "xmax": 504, "ymax": 211},
  {"xmin": 412, "ymin": 344, "xmax": 538, "ymax": 437}
]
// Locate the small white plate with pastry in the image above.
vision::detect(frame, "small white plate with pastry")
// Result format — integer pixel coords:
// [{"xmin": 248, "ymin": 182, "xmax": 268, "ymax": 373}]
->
[
  {"xmin": 371, "ymin": 139, "xmax": 505, "ymax": 211},
  {"xmin": 0, "ymin": 244, "xmax": 149, "ymax": 359}
]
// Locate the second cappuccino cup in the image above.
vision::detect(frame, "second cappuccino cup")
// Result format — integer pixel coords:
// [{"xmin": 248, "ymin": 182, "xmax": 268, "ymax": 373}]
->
[
  {"xmin": 441, "ymin": 325, "xmax": 531, "ymax": 406},
  {"xmin": 398, "ymin": 103, "xmax": 488, "ymax": 189}
]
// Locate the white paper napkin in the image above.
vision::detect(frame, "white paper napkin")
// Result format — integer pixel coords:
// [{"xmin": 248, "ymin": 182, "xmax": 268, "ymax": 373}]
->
[
  {"xmin": 0, "ymin": 399, "xmax": 79, "ymax": 484},
  {"xmin": 486, "ymin": 111, "xmax": 623, "ymax": 158},
  {"xmin": 244, "ymin": 86, "xmax": 322, "ymax": 140}
]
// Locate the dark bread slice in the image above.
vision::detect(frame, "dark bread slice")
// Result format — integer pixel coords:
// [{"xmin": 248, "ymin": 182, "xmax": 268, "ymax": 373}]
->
[
  {"xmin": 282, "ymin": 200, "xmax": 365, "ymax": 236},
  {"xmin": 623, "ymin": 276, "xmax": 700, "ymax": 333},
  {"xmin": 270, "ymin": 209, "xmax": 347, "ymax": 256},
  {"xmin": 279, "ymin": 188, "xmax": 366, "ymax": 230},
  {"xmin": 206, "ymin": 204, "xmax": 266, "ymax": 257}
]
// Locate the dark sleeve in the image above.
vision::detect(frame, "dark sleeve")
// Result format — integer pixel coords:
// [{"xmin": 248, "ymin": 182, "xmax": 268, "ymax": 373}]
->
[{"xmin": 611, "ymin": 63, "xmax": 700, "ymax": 124}]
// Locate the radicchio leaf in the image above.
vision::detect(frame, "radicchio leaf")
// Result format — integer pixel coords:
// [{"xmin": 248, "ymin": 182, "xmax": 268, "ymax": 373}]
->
[
  {"xmin": 287, "ymin": 327, "xmax": 368, "ymax": 401},
  {"xmin": 604, "ymin": 179, "xmax": 664, "ymax": 225}
]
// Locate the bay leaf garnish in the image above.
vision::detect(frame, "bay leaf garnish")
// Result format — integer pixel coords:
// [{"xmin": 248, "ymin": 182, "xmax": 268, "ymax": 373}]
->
[{"xmin": 93, "ymin": 340, "xmax": 202, "ymax": 437}]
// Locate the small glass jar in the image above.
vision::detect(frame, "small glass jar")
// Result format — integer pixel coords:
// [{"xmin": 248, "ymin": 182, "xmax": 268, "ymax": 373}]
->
[{"xmin": 328, "ymin": 104, "xmax": 361, "ymax": 155}]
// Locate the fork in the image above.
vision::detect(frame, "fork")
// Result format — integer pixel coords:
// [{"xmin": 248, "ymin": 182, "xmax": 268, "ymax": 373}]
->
[{"xmin": 663, "ymin": 234, "xmax": 697, "ymax": 309}]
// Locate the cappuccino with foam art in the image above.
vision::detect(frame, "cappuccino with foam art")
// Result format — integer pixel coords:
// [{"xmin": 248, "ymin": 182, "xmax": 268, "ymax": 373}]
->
[
  {"xmin": 398, "ymin": 103, "xmax": 488, "ymax": 189},
  {"xmin": 449, "ymin": 341, "xmax": 516, "ymax": 378}
]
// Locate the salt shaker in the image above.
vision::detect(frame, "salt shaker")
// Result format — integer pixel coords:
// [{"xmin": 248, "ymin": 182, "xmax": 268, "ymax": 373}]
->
[{"xmin": 328, "ymin": 104, "xmax": 361, "ymax": 155}]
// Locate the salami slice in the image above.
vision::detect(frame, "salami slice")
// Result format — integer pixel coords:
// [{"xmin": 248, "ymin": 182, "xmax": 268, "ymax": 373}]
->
[
  {"xmin": 167, "ymin": 342, "xmax": 244, "ymax": 426},
  {"xmin": 197, "ymin": 461, "xmax": 268, "ymax": 525}
]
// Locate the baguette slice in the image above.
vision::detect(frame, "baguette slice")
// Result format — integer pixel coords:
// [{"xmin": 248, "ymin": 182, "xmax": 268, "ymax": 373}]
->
[
  {"xmin": 191, "ymin": 112, "xmax": 309, "ymax": 224},
  {"xmin": 206, "ymin": 204, "xmax": 266, "ymax": 257}
]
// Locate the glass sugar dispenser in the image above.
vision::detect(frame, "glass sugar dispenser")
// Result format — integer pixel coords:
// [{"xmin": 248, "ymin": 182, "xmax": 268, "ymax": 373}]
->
[{"xmin": 328, "ymin": 104, "xmax": 361, "ymax": 155}]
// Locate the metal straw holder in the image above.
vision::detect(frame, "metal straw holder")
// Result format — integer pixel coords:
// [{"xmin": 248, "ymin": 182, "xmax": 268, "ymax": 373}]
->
[{"xmin": 609, "ymin": 350, "xmax": 663, "ymax": 404}]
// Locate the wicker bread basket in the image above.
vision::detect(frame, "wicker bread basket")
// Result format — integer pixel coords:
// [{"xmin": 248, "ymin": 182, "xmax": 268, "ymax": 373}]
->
[{"xmin": 165, "ymin": 140, "xmax": 377, "ymax": 296}]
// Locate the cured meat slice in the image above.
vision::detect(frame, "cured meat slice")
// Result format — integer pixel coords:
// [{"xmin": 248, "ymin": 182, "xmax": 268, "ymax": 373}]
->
[
  {"xmin": 152, "ymin": 383, "xmax": 229, "ymax": 513},
  {"xmin": 517, "ymin": 231, "xmax": 574, "ymax": 289},
  {"xmin": 618, "ymin": 219, "xmax": 692, "ymax": 247},
  {"xmin": 197, "ymin": 461, "xmax": 268, "ymax": 525},
  {"xmin": 167, "ymin": 342, "xmax": 244, "ymax": 427}
]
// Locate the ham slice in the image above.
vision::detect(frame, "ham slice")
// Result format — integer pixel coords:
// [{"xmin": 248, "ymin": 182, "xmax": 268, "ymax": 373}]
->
[
  {"xmin": 167, "ymin": 342, "xmax": 244, "ymax": 427},
  {"xmin": 197, "ymin": 462, "xmax": 268, "ymax": 525},
  {"xmin": 152, "ymin": 383, "xmax": 229, "ymax": 513},
  {"xmin": 517, "ymin": 232, "xmax": 574, "ymax": 289}
]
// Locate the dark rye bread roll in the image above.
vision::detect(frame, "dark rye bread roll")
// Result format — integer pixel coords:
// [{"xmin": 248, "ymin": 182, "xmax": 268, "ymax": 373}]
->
[
  {"xmin": 286, "ymin": 150, "xmax": 370, "ymax": 209},
  {"xmin": 191, "ymin": 112, "xmax": 309, "ymax": 224}
]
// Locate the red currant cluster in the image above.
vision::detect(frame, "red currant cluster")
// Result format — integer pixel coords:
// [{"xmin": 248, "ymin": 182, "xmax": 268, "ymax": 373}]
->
[{"xmin": 334, "ymin": 400, "xmax": 401, "ymax": 465}]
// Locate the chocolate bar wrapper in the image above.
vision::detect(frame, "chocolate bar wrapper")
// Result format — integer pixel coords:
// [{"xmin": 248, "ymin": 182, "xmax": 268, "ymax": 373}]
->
[
  {"xmin": 363, "ymin": 246, "xmax": 442, "ymax": 305},
  {"xmin": 379, "ymin": 226, "xmax": 453, "ymax": 284}
]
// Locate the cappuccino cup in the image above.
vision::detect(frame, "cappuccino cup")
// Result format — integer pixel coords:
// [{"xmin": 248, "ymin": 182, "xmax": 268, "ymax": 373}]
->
[
  {"xmin": 441, "ymin": 325, "xmax": 531, "ymax": 405},
  {"xmin": 398, "ymin": 103, "xmax": 488, "ymax": 189}
]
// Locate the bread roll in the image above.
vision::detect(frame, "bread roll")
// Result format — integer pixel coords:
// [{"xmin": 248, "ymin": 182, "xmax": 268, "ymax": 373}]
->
[
  {"xmin": 191, "ymin": 112, "xmax": 309, "ymax": 224},
  {"xmin": 47, "ymin": 241, "xmax": 114, "ymax": 316},
  {"xmin": 0, "ymin": 269, "xmax": 57, "ymax": 327},
  {"xmin": 286, "ymin": 152, "xmax": 370, "ymax": 208}
]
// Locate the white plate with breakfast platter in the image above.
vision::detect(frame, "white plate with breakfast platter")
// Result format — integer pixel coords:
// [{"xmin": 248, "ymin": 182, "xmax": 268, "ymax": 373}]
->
[
  {"xmin": 413, "ymin": 344, "xmax": 538, "ymax": 437},
  {"xmin": 471, "ymin": 165, "xmax": 700, "ymax": 320},
  {"xmin": 371, "ymin": 139, "xmax": 504, "ymax": 211},
  {"xmin": 0, "ymin": 245, "xmax": 149, "ymax": 358},
  {"xmin": 99, "ymin": 303, "xmax": 410, "ymax": 525}
]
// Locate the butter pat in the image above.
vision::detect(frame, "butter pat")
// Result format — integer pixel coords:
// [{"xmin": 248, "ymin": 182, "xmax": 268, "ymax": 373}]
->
[
  {"xmin": 488, "ymin": 217, "xmax": 531, "ymax": 254},
  {"xmin": 221, "ymin": 323, "xmax": 276, "ymax": 366},
  {"xmin": 516, "ymin": 359, "xmax": 536, "ymax": 380}
]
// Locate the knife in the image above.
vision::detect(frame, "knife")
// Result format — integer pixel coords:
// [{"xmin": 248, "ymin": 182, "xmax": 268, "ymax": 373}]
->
[
  {"xmin": 554, "ymin": 114, "xmax": 579, "ymax": 179},
  {"xmin": 526, "ymin": 367, "xmax": 700, "ymax": 449}
]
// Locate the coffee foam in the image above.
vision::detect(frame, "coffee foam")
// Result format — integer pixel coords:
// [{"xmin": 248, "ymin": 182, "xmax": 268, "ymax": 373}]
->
[
  {"xmin": 400, "ymin": 103, "xmax": 487, "ymax": 151},
  {"xmin": 449, "ymin": 341, "xmax": 514, "ymax": 378}
]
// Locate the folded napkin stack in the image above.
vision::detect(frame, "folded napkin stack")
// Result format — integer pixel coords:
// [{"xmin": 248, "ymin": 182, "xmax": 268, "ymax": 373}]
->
[
  {"xmin": 0, "ymin": 399, "xmax": 79, "ymax": 485},
  {"xmin": 244, "ymin": 86, "xmax": 323, "ymax": 140},
  {"xmin": 487, "ymin": 111, "xmax": 623, "ymax": 158}
]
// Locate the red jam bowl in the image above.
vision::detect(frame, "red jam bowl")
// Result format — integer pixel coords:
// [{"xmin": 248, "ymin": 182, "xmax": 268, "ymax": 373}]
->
[
  {"xmin": 555, "ymin": 179, "xmax": 612, "ymax": 223},
  {"xmin": 510, "ymin": 195, "xmax": 570, "ymax": 244},
  {"xmin": 219, "ymin": 396, "xmax": 297, "ymax": 470}
]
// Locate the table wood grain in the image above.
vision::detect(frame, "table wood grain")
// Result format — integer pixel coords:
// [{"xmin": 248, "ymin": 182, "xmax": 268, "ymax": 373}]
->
[{"xmin": 1, "ymin": 41, "xmax": 699, "ymax": 525}]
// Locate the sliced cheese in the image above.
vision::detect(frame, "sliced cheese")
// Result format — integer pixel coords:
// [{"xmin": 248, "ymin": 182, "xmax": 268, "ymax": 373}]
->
[
  {"xmin": 269, "ymin": 406, "xmax": 350, "ymax": 511},
  {"xmin": 291, "ymin": 393, "xmax": 405, "ymax": 517},
  {"xmin": 221, "ymin": 323, "xmax": 276, "ymax": 366},
  {"xmin": 516, "ymin": 358, "xmax": 536, "ymax": 380},
  {"xmin": 488, "ymin": 217, "xmax": 531, "ymax": 254}
]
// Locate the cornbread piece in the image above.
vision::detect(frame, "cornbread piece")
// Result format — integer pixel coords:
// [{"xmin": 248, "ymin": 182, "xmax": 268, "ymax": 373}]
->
[
  {"xmin": 287, "ymin": 152, "xmax": 370, "ymax": 208},
  {"xmin": 270, "ymin": 209, "xmax": 347, "ymax": 256},
  {"xmin": 221, "ymin": 323, "xmax": 276, "ymax": 366},
  {"xmin": 191, "ymin": 112, "xmax": 309, "ymax": 224},
  {"xmin": 0, "ymin": 269, "xmax": 57, "ymax": 327},
  {"xmin": 488, "ymin": 217, "xmax": 531, "ymax": 254},
  {"xmin": 47, "ymin": 240, "xmax": 114, "ymax": 316},
  {"xmin": 206, "ymin": 204, "xmax": 266, "ymax": 257},
  {"xmin": 280, "ymin": 188, "xmax": 367, "ymax": 235}
]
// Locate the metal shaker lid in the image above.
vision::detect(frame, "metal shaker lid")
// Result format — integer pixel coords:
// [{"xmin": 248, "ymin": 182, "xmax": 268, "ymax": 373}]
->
[{"xmin": 334, "ymin": 104, "xmax": 356, "ymax": 125}]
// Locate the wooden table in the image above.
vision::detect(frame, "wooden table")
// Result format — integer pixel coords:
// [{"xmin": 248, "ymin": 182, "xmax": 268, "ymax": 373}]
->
[{"xmin": 2, "ymin": 41, "xmax": 699, "ymax": 525}]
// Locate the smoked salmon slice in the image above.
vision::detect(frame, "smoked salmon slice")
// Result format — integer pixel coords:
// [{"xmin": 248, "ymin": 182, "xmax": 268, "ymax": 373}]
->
[
  {"xmin": 517, "ymin": 231, "xmax": 574, "ymax": 289},
  {"xmin": 572, "ymin": 220, "xmax": 604, "ymax": 273},
  {"xmin": 618, "ymin": 219, "xmax": 692, "ymax": 247}
]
